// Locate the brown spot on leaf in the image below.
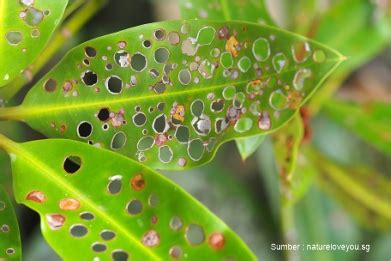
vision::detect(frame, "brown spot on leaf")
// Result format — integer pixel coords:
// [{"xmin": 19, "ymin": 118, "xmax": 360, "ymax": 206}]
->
[
  {"xmin": 142, "ymin": 230, "xmax": 160, "ymax": 247},
  {"xmin": 208, "ymin": 232, "xmax": 225, "ymax": 250},
  {"xmin": 131, "ymin": 174, "xmax": 146, "ymax": 191},
  {"xmin": 46, "ymin": 214, "xmax": 65, "ymax": 230},
  {"xmin": 26, "ymin": 191, "xmax": 46, "ymax": 203},
  {"xmin": 59, "ymin": 198, "xmax": 80, "ymax": 211}
]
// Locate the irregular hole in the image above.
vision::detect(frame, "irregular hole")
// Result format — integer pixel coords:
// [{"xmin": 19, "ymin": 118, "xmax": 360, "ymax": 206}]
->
[
  {"xmin": 191, "ymin": 100, "xmax": 204, "ymax": 117},
  {"xmin": 152, "ymin": 114, "xmax": 169, "ymax": 133},
  {"xmin": 211, "ymin": 99, "xmax": 224, "ymax": 112},
  {"xmin": 80, "ymin": 212, "xmax": 95, "ymax": 220},
  {"xmin": 92, "ymin": 242, "xmax": 107, "ymax": 252},
  {"xmin": 111, "ymin": 132, "xmax": 127, "ymax": 150},
  {"xmin": 175, "ymin": 126, "xmax": 189, "ymax": 143},
  {"xmin": 77, "ymin": 121, "xmax": 93, "ymax": 138},
  {"xmin": 154, "ymin": 47, "xmax": 170, "ymax": 63},
  {"xmin": 101, "ymin": 230, "xmax": 116, "ymax": 241},
  {"xmin": 5, "ymin": 31, "xmax": 23, "ymax": 45},
  {"xmin": 159, "ymin": 145, "xmax": 173, "ymax": 163},
  {"xmin": 186, "ymin": 224, "xmax": 205, "ymax": 245},
  {"xmin": 81, "ymin": 70, "xmax": 98, "ymax": 86},
  {"xmin": 142, "ymin": 230, "xmax": 160, "ymax": 247},
  {"xmin": 114, "ymin": 51, "xmax": 130, "ymax": 67},
  {"xmin": 126, "ymin": 199, "xmax": 143, "ymax": 215},
  {"xmin": 85, "ymin": 47, "xmax": 97, "ymax": 58},
  {"xmin": 292, "ymin": 41, "xmax": 311, "ymax": 63},
  {"xmin": 43, "ymin": 78, "xmax": 57, "ymax": 92},
  {"xmin": 106, "ymin": 76, "xmax": 123, "ymax": 94},
  {"xmin": 25, "ymin": 7, "xmax": 44, "ymax": 26},
  {"xmin": 112, "ymin": 250, "xmax": 129, "ymax": 261},
  {"xmin": 97, "ymin": 108, "xmax": 110, "ymax": 122},
  {"xmin": 70, "ymin": 224, "xmax": 88, "ymax": 237},
  {"xmin": 170, "ymin": 216, "xmax": 183, "ymax": 231},
  {"xmin": 63, "ymin": 156, "xmax": 81, "ymax": 174},
  {"xmin": 133, "ymin": 112, "xmax": 147, "ymax": 127},
  {"xmin": 131, "ymin": 53, "xmax": 147, "ymax": 72},
  {"xmin": 192, "ymin": 115, "xmax": 211, "ymax": 136},
  {"xmin": 108, "ymin": 175, "xmax": 122, "ymax": 194},
  {"xmin": 188, "ymin": 139, "xmax": 205, "ymax": 161}
]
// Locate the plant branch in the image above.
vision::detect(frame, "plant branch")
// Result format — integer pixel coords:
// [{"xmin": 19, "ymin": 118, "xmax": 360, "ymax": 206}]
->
[{"xmin": 0, "ymin": 0, "xmax": 108, "ymax": 103}]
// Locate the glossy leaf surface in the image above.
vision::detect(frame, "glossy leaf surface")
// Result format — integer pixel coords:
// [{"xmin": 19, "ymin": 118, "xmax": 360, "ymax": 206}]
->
[
  {"xmin": 3, "ymin": 138, "xmax": 255, "ymax": 260},
  {"xmin": 0, "ymin": 185, "xmax": 22, "ymax": 260},
  {"xmin": 0, "ymin": 0, "xmax": 68, "ymax": 87},
  {"xmin": 235, "ymin": 135, "xmax": 265, "ymax": 161},
  {"xmin": 323, "ymin": 99, "xmax": 391, "ymax": 156},
  {"xmin": 178, "ymin": 0, "xmax": 275, "ymax": 24},
  {"xmin": 1, "ymin": 20, "xmax": 343, "ymax": 170}
]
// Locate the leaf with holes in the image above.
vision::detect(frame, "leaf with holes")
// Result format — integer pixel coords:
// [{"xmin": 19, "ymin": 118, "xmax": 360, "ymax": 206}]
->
[
  {"xmin": 1, "ymin": 137, "xmax": 255, "ymax": 260},
  {"xmin": 0, "ymin": 20, "xmax": 343, "ymax": 170},
  {"xmin": 0, "ymin": 0, "xmax": 68, "ymax": 87},
  {"xmin": 323, "ymin": 99, "xmax": 391, "ymax": 156},
  {"xmin": 178, "ymin": 0, "xmax": 275, "ymax": 25},
  {"xmin": 235, "ymin": 135, "xmax": 265, "ymax": 161},
  {"xmin": 0, "ymin": 185, "xmax": 22, "ymax": 260}
]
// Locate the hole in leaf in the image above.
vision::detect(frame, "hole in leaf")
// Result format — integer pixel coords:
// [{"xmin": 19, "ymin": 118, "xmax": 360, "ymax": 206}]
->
[
  {"xmin": 178, "ymin": 69, "xmax": 191, "ymax": 85},
  {"xmin": 142, "ymin": 230, "xmax": 160, "ymax": 247},
  {"xmin": 81, "ymin": 70, "xmax": 98, "ymax": 86},
  {"xmin": 169, "ymin": 246, "xmax": 182, "ymax": 259},
  {"xmin": 108, "ymin": 176, "xmax": 122, "ymax": 194},
  {"xmin": 191, "ymin": 100, "xmax": 204, "ymax": 117},
  {"xmin": 70, "ymin": 224, "xmax": 88, "ymax": 237},
  {"xmin": 106, "ymin": 76, "xmax": 123, "ymax": 94},
  {"xmin": 111, "ymin": 131, "xmax": 127, "ymax": 150},
  {"xmin": 77, "ymin": 121, "xmax": 93, "ymax": 138},
  {"xmin": 131, "ymin": 53, "xmax": 147, "ymax": 72},
  {"xmin": 211, "ymin": 99, "xmax": 224, "ymax": 112},
  {"xmin": 6, "ymin": 248, "xmax": 15, "ymax": 255},
  {"xmin": 63, "ymin": 156, "xmax": 81, "ymax": 174},
  {"xmin": 97, "ymin": 108, "xmax": 110, "ymax": 122},
  {"xmin": 85, "ymin": 47, "xmax": 97, "ymax": 58},
  {"xmin": 154, "ymin": 29, "xmax": 166, "ymax": 40},
  {"xmin": 80, "ymin": 212, "xmax": 95, "ymax": 220},
  {"xmin": 101, "ymin": 230, "xmax": 116, "ymax": 240},
  {"xmin": 25, "ymin": 7, "xmax": 44, "ymax": 26},
  {"xmin": 92, "ymin": 242, "xmax": 107, "ymax": 252},
  {"xmin": 142, "ymin": 40, "xmax": 151, "ymax": 48},
  {"xmin": 154, "ymin": 47, "xmax": 170, "ymax": 63},
  {"xmin": 188, "ymin": 139, "xmax": 204, "ymax": 161},
  {"xmin": 43, "ymin": 78, "xmax": 57, "ymax": 92},
  {"xmin": 186, "ymin": 224, "xmax": 205, "ymax": 245},
  {"xmin": 1, "ymin": 224, "xmax": 10, "ymax": 233},
  {"xmin": 126, "ymin": 199, "xmax": 143, "ymax": 215},
  {"xmin": 159, "ymin": 145, "xmax": 173, "ymax": 163},
  {"xmin": 152, "ymin": 114, "xmax": 169, "ymax": 133},
  {"xmin": 168, "ymin": 31, "xmax": 180, "ymax": 45},
  {"xmin": 170, "ymin": 216, "xmax": 183, "ymax": 231},
  {"xmin": 137, "ymin": 136, "xmax": 155, "ymax": 151},
  {"xmin": 112, "ymin": 250, "xmax": 129, "ymax": 261},
  {"xmin": 133, "ymin": 112, "xmax": 147, "ymax": 127},
  {"xmin": 6, "ymin": 31, "xmax": 23, "ymax": 45},
  {"xmin": 148, "ymin": 194, "xmax": 159, "ymax": 207},
  {"xmin": 175, "ymin": 126, "xmax": 189, "ymax": 143}
]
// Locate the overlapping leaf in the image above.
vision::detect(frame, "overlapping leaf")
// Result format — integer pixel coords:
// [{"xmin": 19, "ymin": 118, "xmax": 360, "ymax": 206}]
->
[
  {"xmin": 0, "ymin": 20, "xmax": 343, "ymax": 170},
  {"xmin": 178, "ymin": 0, "xmax": 275, "ymax": 25},
  {"xmin": 235, "ymin": 135, "xmax": 265, "ymax": 161},
  {"xmin": 0, "ymin": 185, "xmax": 22, "ymax": 261},
  {"xmin": 0, "ymin": 0, "xmax": 68, "ymax": 87},
  {"xmin": 1, "ymin": 137, "xmax": 256, "ymax": 260}
]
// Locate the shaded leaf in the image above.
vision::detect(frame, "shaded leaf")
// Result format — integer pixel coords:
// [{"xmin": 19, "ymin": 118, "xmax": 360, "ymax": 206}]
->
[
  {"xmin": 308, "ymin": 148, "xmax": 391, "ymax": 231},
  {"xmin": 323, "ymin": 99, "xmax": 391, "ymax": 156},
  {"xmin": 0, "ymin": 0, "xmax": 68, "ymax": 87},
  {"xmin": 235, "ymin": 135, "xmax": 265, "ymax": 161},
  {"xmin": 0, "ymin": 185, "xmax": 22, "ymax": 260},
  {"xmin": 178, "ymin": 0, "xmax": 275, "ymax": 24},
  {"xmin": 0, "ymin": 20, "xmax": 343, "ymax": 170},
  {"xmin": 1, "ymin": 137, "xmax": 255, "ymax": 260}
]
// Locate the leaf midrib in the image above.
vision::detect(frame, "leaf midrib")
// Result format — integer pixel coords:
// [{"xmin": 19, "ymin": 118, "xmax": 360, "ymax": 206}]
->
[
  {"xmin": 7, "ymin": 58, "xmax": 342, "ymax": 120},
  {"xmin": 9, "ymin": 142, "xmax": 161, "ymax": 260}
]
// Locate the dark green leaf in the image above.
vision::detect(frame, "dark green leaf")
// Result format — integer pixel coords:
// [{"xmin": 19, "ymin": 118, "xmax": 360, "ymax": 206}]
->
[
  {"xmin": 0, "ymin": 185, "xmax": 22, "ymax": 260},
  {"xmin": 0, "ymin": 0, "xmax": 68, "ymax": 87},
  {"xmin": 0, "ymin": 20, "xmax": 343, "ymax": 170},
  {"xmin": 1, "ymin": 137, "xmax": 255, "ymax": 260}
]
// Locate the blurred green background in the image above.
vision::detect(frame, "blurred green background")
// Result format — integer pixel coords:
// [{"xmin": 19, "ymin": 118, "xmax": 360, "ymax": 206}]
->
[{"xmin": 0, "ymin": 0, "xmax": 390, "ymax": 260}]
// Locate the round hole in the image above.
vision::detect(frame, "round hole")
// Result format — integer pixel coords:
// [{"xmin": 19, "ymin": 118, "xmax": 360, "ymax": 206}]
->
[
  {"xmin": 154, "ymin": 47, "xmax": 169, "ymax": 63},
  {"xmin": 101, "ymin": 230, "xmax": 116, "ymax": 241},
  {"xmin": 97, "ymin": 108, "xmax": 110, "ymax": 121},
  {"xmin": 126, "ymin": 199, "xmax": 143, "ymax": 215},
  {"xmin": 81, "ymin": 70, "xmax": 98, "ymax": 86},
  {"xmin": 77, "ymin": 121, "xmax": 93, "ymax": 139},
  {"xmin": 131, "ymin": 53, "xmax": 147, "ymax": 72},
  {"xmin": 70, "ymin": 224, "xmax": 88, "ymax": 237},
  {"xmin": 112, "ymin": 250, "xmax": 129, "ymax": 261},
  {"xmin": 80, "ymin": 212, "xmax": 95, "ymax": 220},
  {"xmin": 85, "ymin": 47, "xmax": 97, "ymax": 58},
  {"xmin": 185, "ymin": 224, "xmax": 205, "ymax": 245},
  {"xmin": 111, "ymin": 132, "xmax": 127, "ymax": 150},
  {"xmin": 92, "ymin": 242, "xmax": 107, "ymax": 252},
  {"xmin": 106, "ymin": 76, "xmax": 123, "ymax": 94},
  {"xmin": 44, "ymin": 78, "xmax": 57, "ymax": 92},
  {"xmin": 108, "ymin": 176, "xmax": 122, "ymax": 194},
  {"xmin": 63, "ymin": 156, "xmax": 82, "ymax": 174}
]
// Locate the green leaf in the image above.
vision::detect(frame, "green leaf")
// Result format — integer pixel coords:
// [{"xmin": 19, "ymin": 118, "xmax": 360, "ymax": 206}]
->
[
  {"xmin": 235, "ymin": 135, "xmax": 265, "ymax": 161},
  {"xmin": 323, "ymin": 99, "xmax": 391, "ymax": 156},
  {"xmin": 0, "ymin": 0, "xmax": 68, "ymax": 87},
  {"xmin": 0, "ymin": 136, "xmax": 255, "ymax": 260},
  {"xmin": 0, "ymin": 185, "xmax": 22, "ymax": 261},
  {"xmin": 308, "ymin": 148, "xmax": 391, "ymax": 231},
  {"xmin": 178, "ymin": 0, "xmax": 275, "ymax": 25},
  {"xmin": 0, "ymin": 20, "xmax": 343, "ymax": 170}
]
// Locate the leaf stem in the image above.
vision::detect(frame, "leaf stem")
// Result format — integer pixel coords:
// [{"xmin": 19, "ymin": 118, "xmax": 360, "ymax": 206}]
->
[
  {"xmin": 0, "ymin": 133, "xmax": 17, "ymax": 154},
  {"xmin": 0, "ymin": 0, "xmax": 108, "ymax": 102}
]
